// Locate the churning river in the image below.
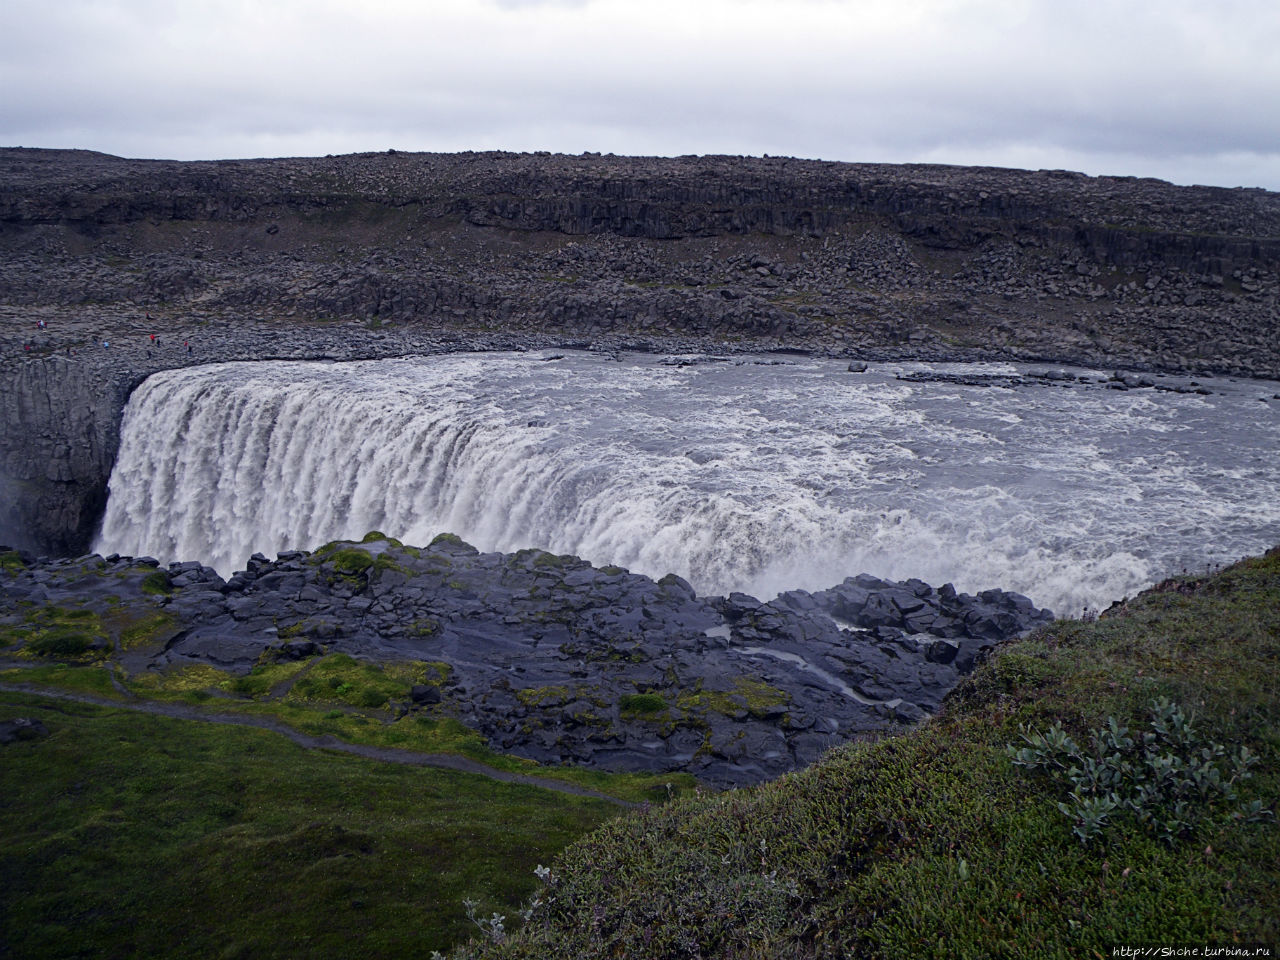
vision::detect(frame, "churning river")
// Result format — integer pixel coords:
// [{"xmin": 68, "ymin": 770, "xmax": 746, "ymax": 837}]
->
[{"xmin": 95, "ymin": 351, "xmax": 1280, "ymax": 617}]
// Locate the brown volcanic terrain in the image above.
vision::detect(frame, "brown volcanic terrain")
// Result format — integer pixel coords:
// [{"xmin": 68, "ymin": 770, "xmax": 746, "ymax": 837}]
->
[{"xmin": 1, "ymin": 147, "xmax": 1279, "ymax": 555}]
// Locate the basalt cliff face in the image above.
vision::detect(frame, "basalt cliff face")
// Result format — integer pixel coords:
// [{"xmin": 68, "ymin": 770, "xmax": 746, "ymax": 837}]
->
[{"xmin": 2, "ymin": 147, "xmax": 1279, "ymax": 555}]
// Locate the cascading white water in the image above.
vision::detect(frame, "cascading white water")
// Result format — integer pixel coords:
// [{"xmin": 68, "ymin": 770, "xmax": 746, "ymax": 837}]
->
[{"xmin": 95, "ymin": 352, "xmax": 1280, "ymax": 616}]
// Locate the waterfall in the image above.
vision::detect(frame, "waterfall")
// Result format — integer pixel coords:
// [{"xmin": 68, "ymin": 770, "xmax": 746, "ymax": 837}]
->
[{"xmin": 95, "ymin": 353, "xmax": 1280, "ymax": 616}]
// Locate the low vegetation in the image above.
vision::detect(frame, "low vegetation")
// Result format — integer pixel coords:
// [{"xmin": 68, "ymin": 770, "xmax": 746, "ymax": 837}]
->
[
  {"xmin": 3, "ymin": 605, "xmax": 108, "ymax": 661},
  {"xmin": 1009, "ymin": 698, "xmax": 1267, "ymax": 845},
  {"xmin": 0, "ymin": 691, "xmax": 618, "ymax": 958},
  {"xmin": 448, "ymin": 548, "xmax": 1279, "ymax": 958},
  {"xmin": 3, "ymin": 547, "xmax": 1276, "ymax": 958},
  {"xmin": 140, "ymin": 570, "xmax": 173, "ymax": 595}
]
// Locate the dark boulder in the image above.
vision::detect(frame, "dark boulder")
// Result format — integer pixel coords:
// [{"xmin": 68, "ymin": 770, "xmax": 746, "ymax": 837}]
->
[{"xmin": 0, "ymin": 717, "xmax": 50, "ymax": 744}]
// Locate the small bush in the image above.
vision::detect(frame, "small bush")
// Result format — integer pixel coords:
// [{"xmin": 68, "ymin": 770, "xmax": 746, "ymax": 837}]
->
[{"xmin": 1008, "ymin": 697, "xmax": 1272, "ymax": 844}]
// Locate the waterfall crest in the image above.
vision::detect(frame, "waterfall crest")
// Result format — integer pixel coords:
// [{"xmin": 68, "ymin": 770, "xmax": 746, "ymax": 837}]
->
[{"xmin": 95, "ymin": 353, "xmax": 1280, "ymax": 616}]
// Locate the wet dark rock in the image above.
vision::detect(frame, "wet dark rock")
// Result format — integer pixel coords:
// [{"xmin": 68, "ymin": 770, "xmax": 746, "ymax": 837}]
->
[
  {"xmin": 410, "ymin": 684, "xmax": 442, "ymax": 705},
  {"xmin": 0, "ymin": 717, "xmax": 49, "ymax": 744},
  {"xmin": 0, "ymin": 534, "xmax": 1054, "ymax": 787}
]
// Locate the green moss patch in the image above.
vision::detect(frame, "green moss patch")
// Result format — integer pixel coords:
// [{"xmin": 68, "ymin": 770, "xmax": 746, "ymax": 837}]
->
[
  {"xmin": 329, "ymin": 548, "xmax": 374, "ymax": 575},
  {"xmin": 117, "ymin": 610, "xmax": 180, "ymax": 650},
  {"xmin": 516, "ymin": 685, "xmax": 572, "ymax": 708},
  {"xmin": 128, "ymin": 664, "xmax": 236, "ymax": 700},
  {"xmin": 226, "ymin": 658, "xmax": 314, "ymax": 698},
  {"xmin": 0, "ymin": 663, "xmax": 123, "ymax": 699},
  {"xmin": 619, "ymin": 692, "xmax": 667, "ymax": 716},
  {"xmin": 287, "ymin": 653, "xmax": 422, "ymax": 710},
  {"xmin": 677, "ymin": 677, "xmax": 790, "ymax": 719},
  {"xmin": 140, "ymin": 570, "xmax": 173, "ymax": 595},
  {"xmin": 5, "ymin": 605, "xmax": 109, "ymax": 661}
]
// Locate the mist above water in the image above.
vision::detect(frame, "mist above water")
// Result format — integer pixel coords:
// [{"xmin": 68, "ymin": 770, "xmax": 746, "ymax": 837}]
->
[{"xmin": 95, "ymin": 352, "xmax": 1280, "ymax": 616}]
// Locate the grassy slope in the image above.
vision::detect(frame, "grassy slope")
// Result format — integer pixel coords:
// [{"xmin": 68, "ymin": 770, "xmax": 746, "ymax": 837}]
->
[
  {"xmin": 455, "ymin": 549, "xmax": 1280, "ymax": 959},
  {"xmin": 2, "ymin": 548, "xmax": 1275, "ymax": 958},
  {"xmin": 0, "ymin": 691, "xmax": 625, "ymax": 959}
]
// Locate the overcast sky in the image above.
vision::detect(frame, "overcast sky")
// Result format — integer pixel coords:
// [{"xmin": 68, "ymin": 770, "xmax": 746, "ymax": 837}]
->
[{"xmin": 2, "ymin": 0, "xmax": 1278, "ymax": 189}]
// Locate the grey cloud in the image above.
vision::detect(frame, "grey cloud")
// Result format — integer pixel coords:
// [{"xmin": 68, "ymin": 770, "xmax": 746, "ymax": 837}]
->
[{"xmin": 1, "ymin": 0, "xmax": 1277, "ymax": 188}]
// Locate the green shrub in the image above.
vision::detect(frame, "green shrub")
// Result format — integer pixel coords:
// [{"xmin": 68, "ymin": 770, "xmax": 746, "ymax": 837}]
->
[{"xmin": 1008, "ymin": 697, "xmax": 1272, "ymax": 844}]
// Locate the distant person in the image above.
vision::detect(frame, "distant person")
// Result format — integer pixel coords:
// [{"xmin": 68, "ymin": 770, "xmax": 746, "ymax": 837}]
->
[
  {"xmin": 185, "ymin": 340, "xmax": 191, "ymax": 354},
  {"xmin": 103, "ymin": 340, "xmax": 109, "ymax": 349}
]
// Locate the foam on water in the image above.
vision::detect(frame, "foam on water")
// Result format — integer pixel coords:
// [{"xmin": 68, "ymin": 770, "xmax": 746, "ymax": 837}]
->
[{"xmin": 95, "ymin": 353, "xmax": 1280, "ymax": 616}]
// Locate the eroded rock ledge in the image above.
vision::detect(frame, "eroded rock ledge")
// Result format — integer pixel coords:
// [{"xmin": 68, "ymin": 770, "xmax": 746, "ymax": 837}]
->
[{"xmin": 0, "ymin": 534, "xmax": 1051, "ymax": 786}]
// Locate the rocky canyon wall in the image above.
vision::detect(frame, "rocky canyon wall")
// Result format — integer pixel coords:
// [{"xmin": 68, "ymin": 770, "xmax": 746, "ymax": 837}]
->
[{"xmin": 2, "ymin": 147, "xmax": 1278, "ymax": 556}]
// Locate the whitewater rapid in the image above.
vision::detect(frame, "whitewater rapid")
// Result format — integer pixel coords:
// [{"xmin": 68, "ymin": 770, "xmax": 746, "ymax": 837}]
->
[{"xmin": 95, "ymin": 352, "xmax": 1280, "ymax": 617}]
